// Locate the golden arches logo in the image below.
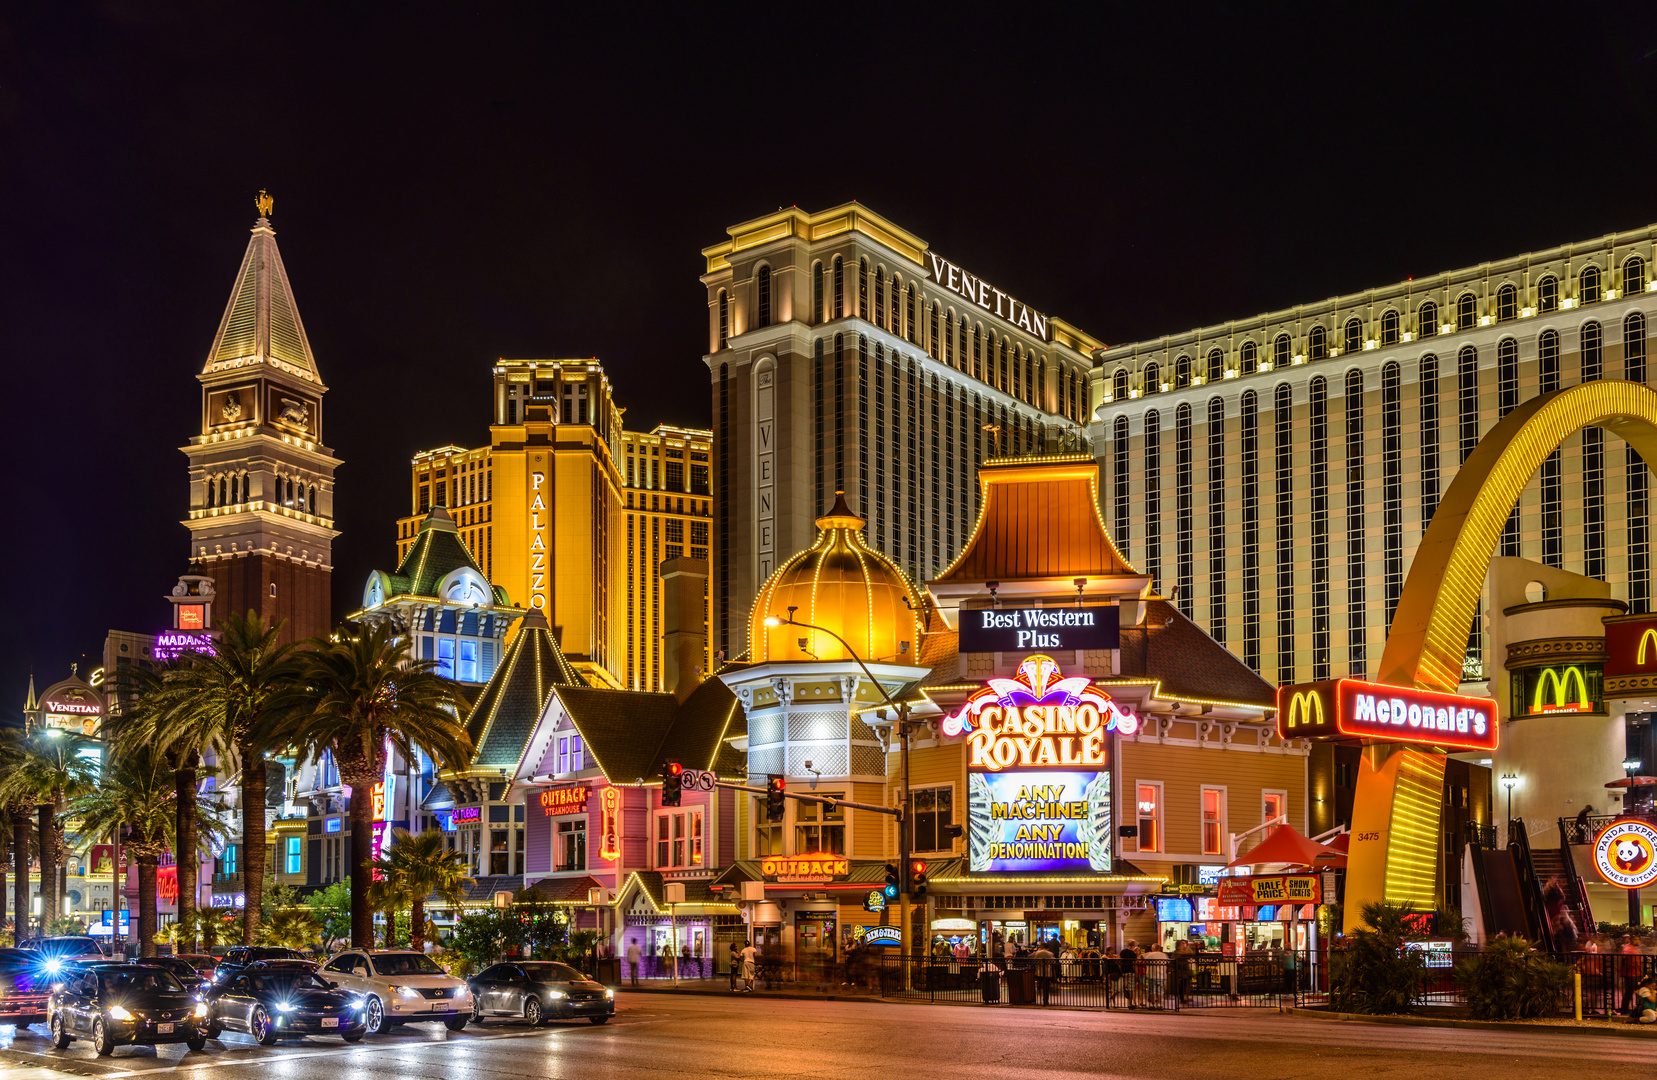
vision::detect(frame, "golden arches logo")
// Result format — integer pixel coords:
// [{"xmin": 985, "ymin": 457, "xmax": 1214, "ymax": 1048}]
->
[
  {"xmin": 1282, "ymin": 690, "xmax": 1325, "ymax": 731},
  {"xmin": 1638, "ymin": 628, "xmax": 1657, "ymax": 666},
  {"xmin": 1531, "ymin": 666, "xmax": 1591, "ymax": 713},
  {"xmin": 1381, "ymin": 381, "xmax": 1657, "ymax": 693}
]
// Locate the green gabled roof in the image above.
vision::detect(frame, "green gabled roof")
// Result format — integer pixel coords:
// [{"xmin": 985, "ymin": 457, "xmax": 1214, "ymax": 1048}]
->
[
  {"xmin": 467, "ymin": 611, "xmax": 584, "ymax": 768},
  {"xmin": 554, "ymin": 677, "xmax": 746, "ymax": 785},
  {"xmin": 391, "ymin": 507, "xmax": 510, "ymax": 605}
]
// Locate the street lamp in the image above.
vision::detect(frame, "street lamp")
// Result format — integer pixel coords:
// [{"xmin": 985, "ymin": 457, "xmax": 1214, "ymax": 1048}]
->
[
  {"xmin": 1501, "ymin": 773, "xmax": 1518, "ymax": 846},
  {"xmin": 1625, "ymin": 757, "xmax": 1642, "ymax": 779}
]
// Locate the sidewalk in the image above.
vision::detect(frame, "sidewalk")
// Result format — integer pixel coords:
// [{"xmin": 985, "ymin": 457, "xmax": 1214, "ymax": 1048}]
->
[
  {"xmin": 1285, "ymin": 1005, "xmax": 1657, "ymax": 1039},
  {"xmin": 619, "ymin": 976, "xmax": 883, "ymax": 1001}
]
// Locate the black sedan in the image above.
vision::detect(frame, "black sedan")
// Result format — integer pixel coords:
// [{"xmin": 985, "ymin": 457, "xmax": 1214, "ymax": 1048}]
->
[
  {"xmin": 201, "ymin": 967, "xmax": 366, "ymax": 1045},
  {"xmin": 135, "ymin": 957, "xmax": 211, "ymax": 994},
  {"xmin": 49, "ymin": 965, "xmax": 207, "ymax": 1056},
  {"xmin": 210, "ymin": 946, "xmax": 308, "ymax": 986},
  {"xmin": 467, "ymin": 962, "xmax": 614, "ymax": 1026}
]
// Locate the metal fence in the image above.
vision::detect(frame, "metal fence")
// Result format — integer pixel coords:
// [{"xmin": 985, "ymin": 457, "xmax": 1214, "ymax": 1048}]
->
[{"xmin": 868, "ymin": 953, "xmax": 1305, "ymax": 1009}]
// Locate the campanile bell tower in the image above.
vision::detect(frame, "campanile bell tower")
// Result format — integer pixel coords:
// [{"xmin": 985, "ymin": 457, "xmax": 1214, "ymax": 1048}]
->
[{"xmin": 180, "ymin": 192, "xmax": 340, "ymax": 643}]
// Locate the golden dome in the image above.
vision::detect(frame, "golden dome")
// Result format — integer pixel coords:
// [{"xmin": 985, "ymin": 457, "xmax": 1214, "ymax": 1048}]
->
[{"xmin": 749, "ymin": 493, "xmax": 924, "ymax": 665}]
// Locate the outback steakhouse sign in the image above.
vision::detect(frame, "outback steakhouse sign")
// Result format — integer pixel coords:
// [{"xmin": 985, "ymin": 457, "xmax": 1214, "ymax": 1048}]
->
[
  {"xmin": 539, "ymin": 787, "xmax": 590, "ymax": 816},
  {"xmin": 760, "ymin": 853, "xmax": 850, "ymax": 882}
]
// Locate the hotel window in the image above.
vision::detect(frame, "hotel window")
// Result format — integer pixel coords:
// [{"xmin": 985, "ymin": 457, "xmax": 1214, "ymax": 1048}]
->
[
  {"xmin": 874, "ymin": 266, "xmax": 885, "ymax": 327},
  {"xmin": 1201, "ymin": 788, "xmax": 1226, "ymax": 856},
  {"xmin": 1113, "ymin": 416, "xmax": 1131, "ymax": 563},
  {"xmin": 1417, "ymin": 300, "xmax": 1438, "ymax": 338},
  {"xmin": 1630, "ymin": 313, "xmax": 1651, "ymax": 612},
  {"xmin": 457, "ymin": 639, "xmax": 478, "ymax": 682},
  {"xmin": 1175, "ymin": 403, "xmax": 1194, "ymax": 615},
  {"xmin": 1240, "ymin": 390, "xmax": 1260, "ymax": 671},
  {"xmin": 999, "ymin": 337, "xmax": 1009, "ymax": 391},
  {"xmin": 814, "ymin": 339, "xmax": 825, "ymax": 518},
  {"xmin": 1273, "ymin": 334, "xmax": 1290, "ymax": 368},
  {"xmin": 1142, "ymin": 362, "xmax": 1160, "ymax": 395},
  {"xmin": 906, "ymin": 286, "xmax": 917, "ymax": 343},
  {"xmin": 1309, "ymin": 377, "xmax": 1330, "ymax": 680},
  {"xmin": 1273, "ymin": 383, "xmax": 1294, "ymax": 683},
  {"xmin": 1457, "ymin": 292, "xmax": 1478, "ymax": 330},
  {"xmin": 1206, "ymin": 348, "xmax": 1224, "ymax": 381},
  {"xmin": 1580, "ymin": 264, "xmax": 1602, "ymax": 304},
  {"xmin": 1343, "ymin": 318, "xmax": 1363, "ymax": 355},
  {"xmin": 285, "ymin": 836, "xmax": 302, "ymax": 875},
  {"xmin": 1112, "ymin": 369, "xmax": 1129, "ymax": 401},
  {"xmin": 1458, "ymin": 346, "xmax": 1479, "ymax": 463},
  {"xmin": 812, "ymin": 264, "xmax": 823, "ymax": 323},
  {"xmin": 911, "ymin": 786, "xmax": 954, "ymax": 852},
  {"xmin": 1135, "ymin": 783, "xmax": 1163, "ymax": 853},
  {"xmin": 1262, "ymin": 790, "xmax": 1287, "ymax": 827},
  {"xmin": 1382, "ymin": 362, "xmax": 1402, "ymax": 624},
  {"xmin": 1308, "ymin": 325, "xmax": 1328, "ymax": 360},
  {"xmin": 794, "ymin": 795, "xmax": 845, "ymax": 854},
  {"xmin": 944, "ymin": 311, "xmax": 954, "ymax": 366},
  {"xmin": 1420, "ymin": 354, "xmax": 1440, "ymax": 526},
  {"xmin": 972, "ymin": 325, "xmax": 983, "ymax": 380},
  {"xmin": 929, "ymin": 304, "xmax": 940, "ymax": 359},
  {"xmin": 1498, "ymin": 337, "xmax": 1521, "ymax": 557},
  {"xmin": 1240, "ymin": 340, "xmax": 1257, "ymax": 374},
  {"xmin": 858, "ymin": 258, "xmax": 868, "ymax": 318},
  {"xmin": 1379, "ymin": 309, "xmax": 1400, "ymax": 346},
  {"xmin": 1207, "ymin": 397, "xmax": 1226, "ymax": 643},
  {"xmin": 756, "ymin": 266, "xmax": 772, "ymax": 328},
  {"xmin": 557, "ymin": 819, "xmax": 586, "ymax": 871},
  {"xmin": 1144, "ymin": 409, "xmax": 1161, "ymax": 593},
  {"xmin": 1538, "ymin": 274, "xmax": 1560, "ymax": 313},
  {"xmin": 1496, "ymin": 283, "xmax": 1518, "ymax": 322},
  {"xmin": 1344, "ymin": 369, "xmax": 1367, "ymax": 675},
  {"xmin": 833, "ymin": 256, "xmax": 844, "ymax": 318},
  {"xmin": 1583, "ymin": 321, "xmax": 1605, "ymax": 578},
  {"xmin": 436, "ymin": 638, "xmax": 454, "ymax": 678},
  {"xmin": 718, "ymin": 290, "xmax": 728, "ymax": 348},
  {"xmin": 1626, "ymin": 255, "xmax": 1648, "ymax": 296},
  {"xmin": 752, "ymin": 797, "xmax": 783, "ymax": 857},
  {"xmin": 1174, "ymin": 354, "xmax": 1191, "ymax": 388}
]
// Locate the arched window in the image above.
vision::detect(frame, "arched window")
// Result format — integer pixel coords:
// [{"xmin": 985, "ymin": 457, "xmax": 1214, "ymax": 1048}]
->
[
  {"xmin": 1379, "ymin": 309, "xmax": 1400, "ymax": 346},
  {"xmin": 1419, "ymin": 355, "xmax": 1440, "ymax": 525},
  {"xmin": 1240, "ymin": 389, "xmax": 1260, "ymax": 672},
  {"xmin": 756, "ymin": 266, "xmax": 772, "ymax": 328},
  {"xmin": 240, "ymin": 472, "xmax": 249, "ymax": 503},
  {"xmin": 1272, "ymin": 333, "xmax": 1291, "ymax": 368},
  {"xmin": 1037, "ymin": 357, "xmax": 1047, "ymax": 406},
  {"xmin": 1206, "ymin": 395, "xmax": 1227, "ymax": 642},
  {"xmin": 959, "ymin": 316, "xmax": 970, "ymax": 368},
  {"xmin": 1626, "ymin": 255, "xmax": 1648, "ymax": 297},
  {"xmin": 1112, "ymin": 369, "xmax": 1130, "ymax": 401},
  {"xmin": 972, "ymin": 324, "xmax": 982, "ymax": 379},
  {"xmin": 1144, "ymin": 408, "xmax": 1162, "ymax": 592},
  {"xmin": 1112, "ymin": 415, "xmax": 1131, "ymax": 561},
  {"xmin": 1496, "ymin": 283, "xmax": 1518, "ymax": 322},
  {"xmin": 833, "ymin": 256, "xmax": 844, "ymax": 318},
  {"xmin": 944, "ymin": 310, "xmax": 955, "ymax": 366},
  {"xmin": 1175, "ymin": 402, "xmax": 1194, "ymax": 614},
  {"xmin": 1382, "ymin": 362, "xmax": 1403, "ymax": 620},
  {"xmin": 717, "ymin": 289, "xmax": 729, "ymax": 348},
  {"xmin": 929, "ymin": 304, "xmax": 940, "ymax": 360},
  {"xmin": 1142, "ymin": 362, "xmax": 1160, "ymax": 395},
  {"xmin": 1539, "ymin": 330, "xmax": 1560, "ymax": 392},
  {"xmin": 999, "ymin": 337, "xmax": 1009, "ymax": 391},
  {"xmin": 1343, "ymin": 318, "xmax": 1363, "ymax": 355},
  {"xmin": 1580, "ymin": 264, "xmax": 1603, "ymax": 304},
  {"xmin": 858, "ymin": 258, "xmax": 869, "ymax": 318},
  {"xmin": 1024, "ymin": 351, "xmax": 1034, "ymax": 404},
  {"xmin": 1206, "ymin": 348, "xmax": 1224, "ymax": 381},
  {"xmin": 1627, "ymin": 311, "xmax": 1648, "ymax": 382},
  {"xmin": 1068, "ymin": 369, "xmax": 1078, "ymax": 420},
  {"xmin": 1417, "ymin": 300, "xmax": 1438, "ymax": 338},
  {"xmin": 1240, "ymin": 341, "xmax": 1258, "ymax": 374},
  {"xmin": 906, "ymin": 286, "xmax": 917, "ymax": 343},
  {"xmin": 874, "ymin": 266, "xmax": 886, "ymax": 327},
  {"xmin": 308, "ymin": 486, "xmax": 317, "ymax": 513},
  {"xmin": 287, "ymin": 477, "xmax": 296, "ymax": 506},
  {"xmin": 205, "ymin": 476, "xmax": 216, "ymax": 508},
  {"xmin": 812, "ymin": 264, "xmax": 824, "ymax": 323},
  {"xmin": 1175, "ymin": 354, "xmax": 1192, "ymax": 388},
  {"xmin": 1344, "ymin": 368, "xmax": 1367, "ymax": 675},
  {"xmin": 1456, "ymin": 292, "xmax": 1478, "ymax": 330},
  {"xmin": 1537, "ymin": 275, "xmax": 1559, "ymax": 313},
  {"xmin": 1308, "ymin": 325, "xmax": 1328, "ymax": 360},
  {"xmin": 219, "ymin": 475, "xmax": 228, "ymax": 506},
  {"xmin": 1457, "ymin": 346, "xmax": 1479, "ymax": 463}
]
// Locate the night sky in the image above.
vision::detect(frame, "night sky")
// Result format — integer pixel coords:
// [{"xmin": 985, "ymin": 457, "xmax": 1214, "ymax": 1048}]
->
[{"xmin": 7, "ymin": 4, "xmax": 1657, "ymax": 716}]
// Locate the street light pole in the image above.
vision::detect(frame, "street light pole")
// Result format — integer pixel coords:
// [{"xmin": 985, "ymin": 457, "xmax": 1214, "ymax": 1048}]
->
[{"xmin": 1500, "ymin": 773, "xmax": 1517, "ymax": 848}]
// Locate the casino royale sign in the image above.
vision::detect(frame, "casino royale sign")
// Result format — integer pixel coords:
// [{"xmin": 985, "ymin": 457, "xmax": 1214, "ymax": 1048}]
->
[
  {"xmin": 942, "ymin": 654, "xmax": 1139, "ymax": 772},
  {"xmin": 959, "ymin": 605, "xmax": 1119, "ymax": 654},
  {"xmin": 925, "ymin": 252, "xmax": 1050, "ymax": 341},
  {"xmin": 1277, "ymin": 677, "xmax": 1497, "ymax": 752}
]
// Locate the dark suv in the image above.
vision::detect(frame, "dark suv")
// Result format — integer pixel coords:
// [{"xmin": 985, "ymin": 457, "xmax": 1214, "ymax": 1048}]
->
[{"xmin": 210, "ymin": 947, "xmax": 307, "ymax": 985}]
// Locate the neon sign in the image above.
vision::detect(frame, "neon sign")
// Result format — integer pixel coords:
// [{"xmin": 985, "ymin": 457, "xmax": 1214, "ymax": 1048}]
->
[
  {"xmin": 453, "ymin": 806, "xmax": 481, "ymax": 823},
  {"xmin": 154, "ymin": 632, "xmax": 215, "ymax": 661},
  {"xmin": 1594, "ymin": 819, "xmax": 1657, "ymax": 889},
  {"xmin": 540, "ymin": 786, "xmax": 590, "ymax": 816},
  {"xmin": 529, "ymin": 470, "xmax": 548, "ymax": 611},
  {"xmin": 598, "ymin": 788, "xmax": 621, "ymax": 860},
  {"xmin": 1276, "ymin": 678, "xmax": 1497, "ymax": 752},
  {"xmin": 1529, "ymin": 665, "xmax": 1595, "ymax": 714},
  {"xmin": 760, "ymin": 853, "xmax": 850, "ymax": 881},
  {"xmin": 942, "ymin": 654, "xmax": 1138, "ymax": 772}
]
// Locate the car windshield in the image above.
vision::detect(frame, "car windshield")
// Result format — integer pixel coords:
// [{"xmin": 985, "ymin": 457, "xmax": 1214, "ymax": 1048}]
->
[
  {"xmin": 102, "ymin": 970, "xmax": 183, "ymax": 994},
  {"xmin": 521, "ymin": 963, "xmax": 586, "ymax": 983},
  {"xmin": 39, "ymin": 940, "xmax": 99, "ymax": 958},
  {"xmin": 250, "ymin": 973, "xmax": 331, "ymax": 994},
  {"xmin": 371, "ymin": 954, "xmax": 444, "ymax": 976}
]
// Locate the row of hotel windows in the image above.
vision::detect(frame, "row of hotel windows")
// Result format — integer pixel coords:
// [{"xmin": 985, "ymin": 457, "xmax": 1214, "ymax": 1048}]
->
[
  {"xmin": 623, "ymin": 512, "xmax": 709, "ymax": 691},
  {"xmin": 626, "ymin": 452, "xmax": 710, "ymax": 493},
  {"xmin": 1131, "ymin": 785, "xmax": 1286, "ymax": 857},
  {"xmin": 716, "ymin": 258, "xmax": 1090, "ymax": 424},
  {"xmin": 418, "ymin": 461, "xmax": 491, "ymax": 513},
  {"xmin": 1112, "ymin": 313, "xmax": 1649, "ymax": 684},
  {"xmin": 1113, "ymin": 257, "xmax": 1651, "ymax": 398},
  {"xmin": 203, "ymin": 471, "xmax": 317, "ymax": 514}
]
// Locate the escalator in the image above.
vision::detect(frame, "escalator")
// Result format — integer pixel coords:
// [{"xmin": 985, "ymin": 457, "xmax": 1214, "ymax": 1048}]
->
[{"xmin": 1466, "ymin": 819, "xmax": 1593, "ymax": 948}]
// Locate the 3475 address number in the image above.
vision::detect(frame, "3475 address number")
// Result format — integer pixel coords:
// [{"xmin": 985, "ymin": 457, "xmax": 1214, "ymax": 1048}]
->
[{"xmin": 1353, "ymin": 831, "xmax": 1381, "ymax": 842}]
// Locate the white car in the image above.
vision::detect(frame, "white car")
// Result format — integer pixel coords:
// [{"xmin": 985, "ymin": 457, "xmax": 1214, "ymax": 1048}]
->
[{"xmin": 318, "ymin": 950, "xmax": 470, "ymax": 1035}]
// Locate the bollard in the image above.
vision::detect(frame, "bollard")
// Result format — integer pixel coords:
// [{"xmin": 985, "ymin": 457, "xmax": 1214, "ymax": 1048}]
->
[{"xmin": 1575, "ymin": 972, "xmax": 1582, "ymax": 1022}]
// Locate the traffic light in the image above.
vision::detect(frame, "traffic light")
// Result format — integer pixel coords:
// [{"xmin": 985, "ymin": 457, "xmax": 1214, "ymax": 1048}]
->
[
  {"xmin": 882, "ymin": 862, "xmax": 900, "ymax": 900},
  {"xmin": 661, "ymin": 760, "xmax": 683, "ymax": 806},
  {"xmin": 910, "ymin": 858, "xmax": 928, "ymax": 900},
  {"xmin": 766, "ymin": 774, "xmax": 786, "ymax": 822}
]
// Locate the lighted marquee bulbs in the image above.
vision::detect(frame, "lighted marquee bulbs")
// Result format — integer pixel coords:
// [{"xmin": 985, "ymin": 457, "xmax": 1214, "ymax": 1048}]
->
[{"xmin": 942, "ymin": 654, "xmax": 1139, "ymax": 771}]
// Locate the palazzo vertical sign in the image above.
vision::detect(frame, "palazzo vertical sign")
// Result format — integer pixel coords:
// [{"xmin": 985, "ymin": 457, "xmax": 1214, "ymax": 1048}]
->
[{"xmin": 529, "ymin": 466, "xmax": 548, "ymax": 611}]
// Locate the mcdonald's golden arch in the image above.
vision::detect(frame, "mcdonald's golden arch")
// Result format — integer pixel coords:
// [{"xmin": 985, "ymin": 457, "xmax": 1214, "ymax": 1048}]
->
[{"xmin": 1527, "ymin": 665, "xmax": 1593, "ymax": 715}]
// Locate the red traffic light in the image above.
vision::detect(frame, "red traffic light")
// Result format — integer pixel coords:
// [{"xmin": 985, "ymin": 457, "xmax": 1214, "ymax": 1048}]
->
[
  {"xmin": 770, "ymin": 776, "xmax": 786, "ymax": 790},
  {"xmin": 668, "ymin": 762, "xmax": 683, "ymax": 776},
  {"xmin": 910, "ymin": 859, "xmax": 927, "ymax": 875}
]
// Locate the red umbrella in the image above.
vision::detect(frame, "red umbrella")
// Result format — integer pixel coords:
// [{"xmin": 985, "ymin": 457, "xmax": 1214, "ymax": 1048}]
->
[{"xmin": 1224, "ymin": 823, "xmax": 1342, "ymax": 870}]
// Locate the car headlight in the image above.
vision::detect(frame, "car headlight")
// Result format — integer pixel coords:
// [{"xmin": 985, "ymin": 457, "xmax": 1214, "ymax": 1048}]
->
[
  {"xmin": 42, "ymin": 960, "xmax": 62, "ymax": 975},
  {"xmin": 604, "ymin": 989, "xmax": 615, "ymax": 999},
  {"xmin": 547, "ymin": 990, "xmax": 566, "ymax": 1000},
  {"xmin": 107, "ymin": 1005, "xmax": 134, "ymax": 1021},
  {"xmin": 453, "ymin": 984, "xmax": 470, "ymax": 998},
  {"xmin": 193, "ymin": 1003, "xmax": 209, "ymax": 1018},
  {"xmin": 275, "ymin": 1002, "xmax": 296, "ymax": 1013},
  {"xmin": 395, "ymin": 985, "xmax": 422, "ymax": 1000}
]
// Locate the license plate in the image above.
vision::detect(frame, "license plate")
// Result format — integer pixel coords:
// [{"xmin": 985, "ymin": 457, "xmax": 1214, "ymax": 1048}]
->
[
  {"xmin": 321, "ymin": 1018, "xmax": 338, "ymax": 1028},
  {"xmin": 158, "ymin": 1023, "xmax": 174, "ymax": 1034}
]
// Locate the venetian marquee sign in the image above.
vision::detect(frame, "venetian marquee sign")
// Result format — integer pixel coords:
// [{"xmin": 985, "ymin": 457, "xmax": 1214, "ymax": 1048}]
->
[
  {"xmin": 944, "ymin": 655, "xmax": 1134, "ymax": 875},
  {"xmin": 925, "ymin": 252, "xmax": 1050, "ymax": 341},
  {"xmin": 1276, "ymin": 677, "xmax": 1498, "ymax": 752},
  {"xmin": 959, "ymin": 605, "xmax": 1119, "ymax": 654}
]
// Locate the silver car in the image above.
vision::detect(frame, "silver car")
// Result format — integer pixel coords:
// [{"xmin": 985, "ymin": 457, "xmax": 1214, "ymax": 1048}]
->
[{"xmin": 466, "ymin": 962, "xmax": 614, "ymax": 1026}]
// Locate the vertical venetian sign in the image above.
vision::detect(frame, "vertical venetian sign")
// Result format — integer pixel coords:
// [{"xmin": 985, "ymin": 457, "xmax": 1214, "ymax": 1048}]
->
[
  {"xmin": 529, "ymin": 458, "xmax": 548, "ymax": 611},
  {"xmin": 755, "ymin": 364, "xmax": 774, "ymax": 581}
]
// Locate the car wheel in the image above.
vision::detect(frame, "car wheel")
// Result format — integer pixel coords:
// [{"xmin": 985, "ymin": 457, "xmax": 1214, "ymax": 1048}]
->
[
  {"xmin": 363, "ymin": 996, "xmax": 385, "ymax": 1035},
  {"xmin": 50, "ymin": 1013, "xmax": 71, "ymax": 1049},
  {"xmin": 206, "ymin": 1021, "xmax": 222, "ymax": 1040},
  {"xmin": 187, "ymin": 1035, "xmax": 207, "ymax": 1052},
  {"xmin": 343, "ymin": 1031, "xmax": 363, "ymax": 1043},
  {"xmin": 444, "ymin": 1014, "xmax": 467, "ymax": 1032},
  {"xmin": 93, "ymin": 1016, "xmax": 115, "ymax": 1057},
  {"xmin": 523, "ymin": 996, "xmax": 542, "ymax": 1027},
  {"xmin": 588, "ymin": 1015, "xmax": 610, "ymax": 1025},
  {"xmin": 470, "ymin": 998, "xmax": 484, "ymax": 1025},
  {"xmin": 251, "ymin": 1006, "xmax": 278, "ymax": 1047}
]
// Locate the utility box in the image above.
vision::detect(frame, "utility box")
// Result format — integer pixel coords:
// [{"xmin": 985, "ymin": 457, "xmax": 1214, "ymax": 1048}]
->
[
  {"xmin": 740, "ymin": 880, "xmax": 765, "ymax": 902},
  {"xmin": 664, "ymin": 882, "xmax": 687, "ymax": 904}
]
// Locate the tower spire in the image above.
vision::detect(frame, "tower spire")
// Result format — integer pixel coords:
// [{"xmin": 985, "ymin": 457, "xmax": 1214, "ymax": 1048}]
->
[{"xmin": 202, "ymin": 192, "xmax": 321, "ymax": 385}]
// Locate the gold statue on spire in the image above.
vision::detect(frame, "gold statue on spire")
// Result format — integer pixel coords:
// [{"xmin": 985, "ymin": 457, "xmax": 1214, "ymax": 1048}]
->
[{"xmin": 255, "ymin": 189, "xmax": 274, "ymax": 218}]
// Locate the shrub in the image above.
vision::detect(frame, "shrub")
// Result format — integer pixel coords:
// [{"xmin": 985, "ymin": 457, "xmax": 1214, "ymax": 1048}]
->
[
  {"xmin": 1455, "ymin": 937, "xmax": 1571, "ymax": 1019},
  {"xmin": 1328, "ymin": 901, "xmax": 1428, "ymax": 1014}
]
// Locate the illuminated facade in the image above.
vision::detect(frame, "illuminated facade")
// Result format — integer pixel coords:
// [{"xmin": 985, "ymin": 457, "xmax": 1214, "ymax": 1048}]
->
[
  {"xmin": 182, "ymin": 201, "xmax": 339, "ymax": 644},
  {"xmin": 619, "ymin": 425, "xmax": 713, "ymax": 692},
  {"xmin": 1095, "ymin": 225, "xmax": 1657, "ymax": 691},
  {"xmin": 702, "ymin": 203, "xmax": 1103, "ymax": 662}
]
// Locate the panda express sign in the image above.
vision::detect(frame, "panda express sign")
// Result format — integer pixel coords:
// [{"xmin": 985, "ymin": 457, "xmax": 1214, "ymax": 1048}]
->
[{"xmin": 1594, "ymin": 819, "xmax": 1657, "ymax": 889}]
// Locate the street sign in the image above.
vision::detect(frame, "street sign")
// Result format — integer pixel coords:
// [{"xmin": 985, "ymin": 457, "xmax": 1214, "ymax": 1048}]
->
[{"xmin": 680, "ymin": 769, "xmax": 717, "ymax": 791}]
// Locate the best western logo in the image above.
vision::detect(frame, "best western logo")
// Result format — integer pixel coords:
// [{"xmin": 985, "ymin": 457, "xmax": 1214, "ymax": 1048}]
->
[{"xmin": 1276, "ymin": 678, "xmax": 1497, "ymax": 751}]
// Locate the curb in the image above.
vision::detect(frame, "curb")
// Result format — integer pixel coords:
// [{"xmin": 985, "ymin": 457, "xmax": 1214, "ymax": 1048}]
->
[
  {"xmin": 619, "ymin": 985, "xmax": 891, "ymax": 1004},
  {"xmin": 617, "ymin": 986, "xmax": 1213, "ymax": 1015},
  {"xmin": 1283, "ymin": 1005, "xmax": 1657, "ymax": 1038}
]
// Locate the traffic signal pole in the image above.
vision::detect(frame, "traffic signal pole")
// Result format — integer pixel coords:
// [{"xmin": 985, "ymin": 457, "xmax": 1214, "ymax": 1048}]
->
[{"xmin": 898, "ymin": 698, "xmax": 913, "ymax": 991}]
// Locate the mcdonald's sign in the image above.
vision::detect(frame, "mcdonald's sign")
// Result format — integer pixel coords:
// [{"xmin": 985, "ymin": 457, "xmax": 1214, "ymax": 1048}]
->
[
  {"xmin": 1520, "ymin": 664, "xmax": 1600, "ymax": 715},
  {"xmin": 1276, "ymin": 678, "xmax": 1498, "ymax": 751},
  {"xmin": 1604, "ymin": 615, "xmax": 1657, "ymax": 677}
]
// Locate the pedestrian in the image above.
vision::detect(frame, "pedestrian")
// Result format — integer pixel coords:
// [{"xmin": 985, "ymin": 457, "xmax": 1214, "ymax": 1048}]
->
[
  {"xmin": 1031, "ymin": 941, "xmax": 1055, "ymax": 1005},
  {"xmin": 740, "ymin": 939, "xmax": 759, "ymax": 992},
  {"xmin": 626, "ymin": 937, "xmax": 642, "ymax": 987},
  {"xmin": 1631, "ymin": 976, "xmax": 1657, "ymax": 1023},
  {"xmin": 680, "ymin": 941, "xmax": 692, "ymax": 979},
  {"xmin": 728, "ymin": 941, "xmax": 741, "ymax": 991},
  {"xmin": 1143, "ymin": 941, "xmax": 1170, "ymax": 1007},
  {"xmin": 1102, "ymin": 946, "xmax": 1122, "ymax": 1005},
  {"xmin": 1173, "ymin": 940, "xmax": 1193, "ymax": 1005},
  {"xmin": 1118, "ymin": 939, "xmax": 1139, "ymax": 1009}
]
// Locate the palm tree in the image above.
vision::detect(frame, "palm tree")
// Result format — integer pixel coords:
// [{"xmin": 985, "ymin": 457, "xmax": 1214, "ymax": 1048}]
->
[
  {"xmin": 69, "ymin": 746, "xmax": 168, "ymax": 957},
  {"xmin": 0, "ymin": 730, "xmax": 98, "ymax": 930},
  {"xmin": 276, "ymin": 621, "xmax": 471, "ymax": 948},
  {"xmin": 150, "ymin": 611, "xmax": 301, "ymax": 945},
  {"xmin": 365, "ymin": 867, "xmax": 412, "ymax": 948},
  {"xmin": 259, "ymin": 907, "xmax": 321, "ymax": 951},
  {"xmin": 0, "ymin": 730, "xmax": 35, "ymax": 939},
  {"xmin": 377, "ymin": 829, "xmax": 471, "ymax": 953}
]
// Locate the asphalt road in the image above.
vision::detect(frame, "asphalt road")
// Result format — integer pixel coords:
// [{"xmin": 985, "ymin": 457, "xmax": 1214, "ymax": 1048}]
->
[{"xmin": 1, "ymin": 994, "xmax": 1655, "ymax": 1080}]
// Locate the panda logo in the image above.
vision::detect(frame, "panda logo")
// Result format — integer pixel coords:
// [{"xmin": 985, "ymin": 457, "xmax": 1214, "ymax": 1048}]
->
[{"xmin": 1617, "ymin": 836, "xmax": 1653, "ymax": 876}]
